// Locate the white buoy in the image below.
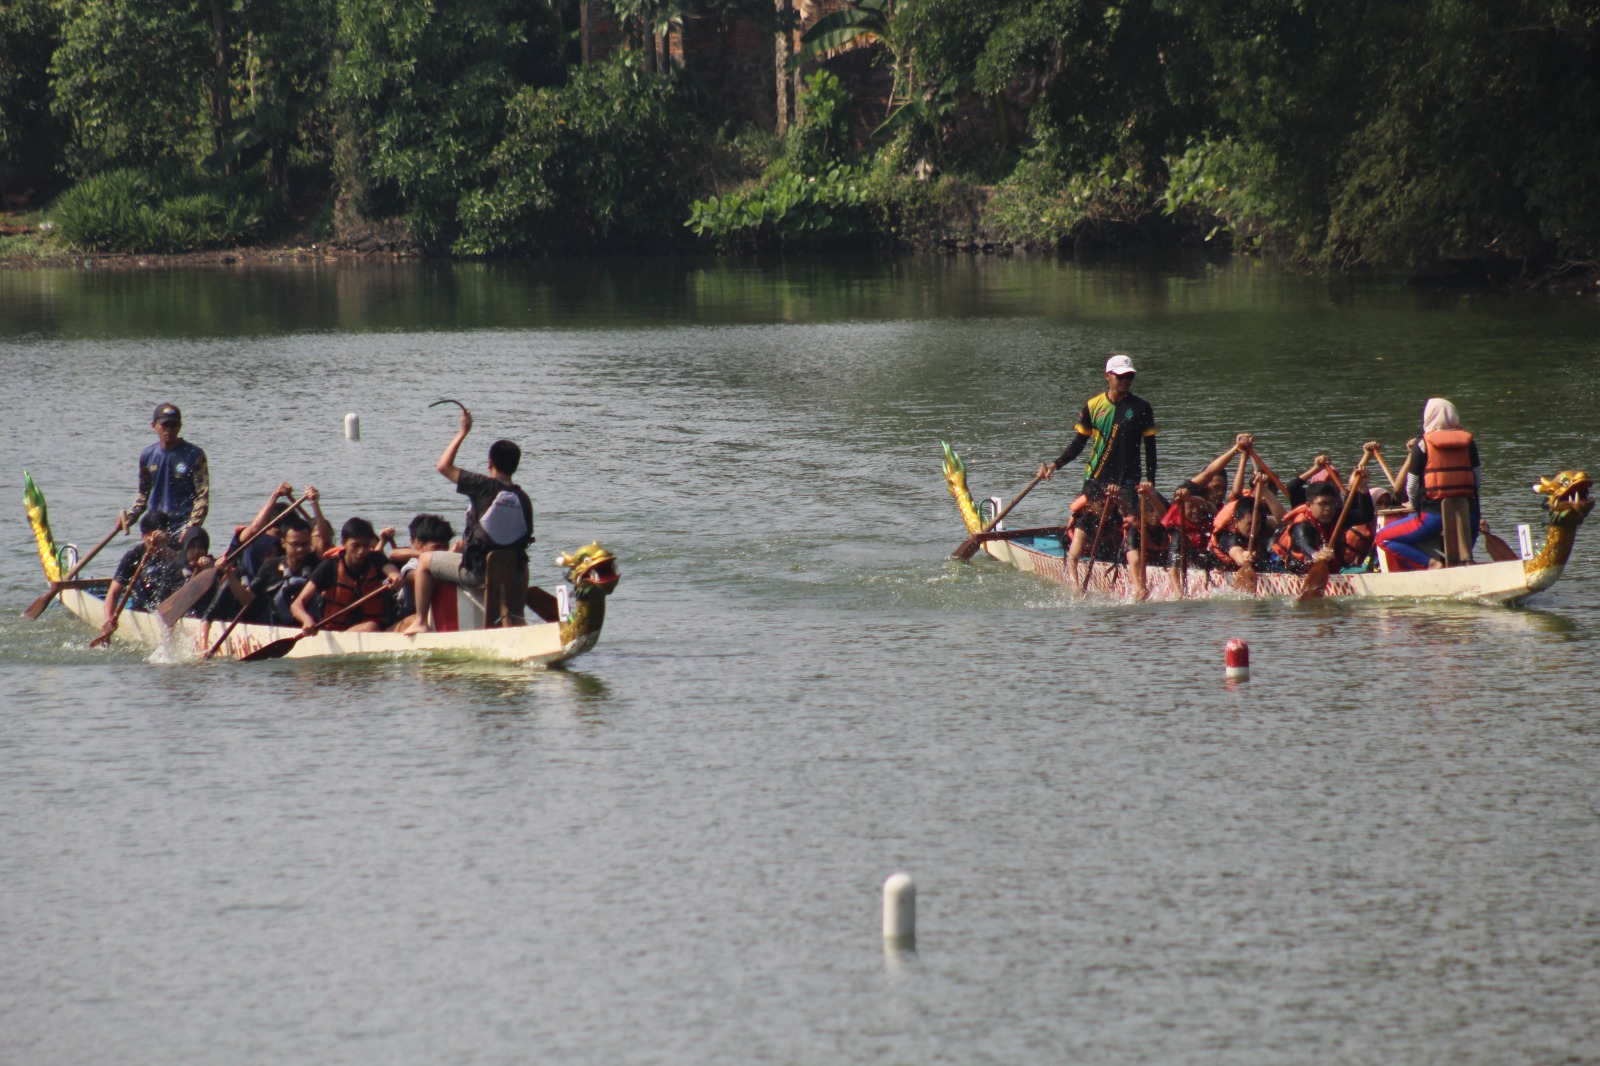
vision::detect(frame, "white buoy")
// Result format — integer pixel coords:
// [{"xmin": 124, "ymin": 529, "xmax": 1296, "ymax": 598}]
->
[
  {"xmin": 883, "ymin": 872, "xmax": 916, "ymax": 944},
  {"xmin": 344, "ymin": 412, "xmax": 360, "ymax": 441}
]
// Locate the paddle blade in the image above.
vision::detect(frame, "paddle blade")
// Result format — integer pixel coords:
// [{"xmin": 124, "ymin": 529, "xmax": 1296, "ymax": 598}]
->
[
  {"xmin": 239, "ymin": 635, "xmax": 300, "ymax": 662},
  {"xmin": 949, "ymin": 533, "xmax": 984, "ymax": 562},
  {"xmin": 22, "ymin": 587, "xmax": 57, "ymax": 620},
  {"xmin": 1233, "ymin": 563, "xmax": 1258, "ymax": 594},
  {"xmin": 1297, "ymin": 562, "xmax": 1331, "ymax": 602},
  {"xmin": 1483, "ymin": 532, "xmax": 1517, "ymax": 563},
  {"xmin": 158, "ymin": 569, "xmax": 217, "ymax": 628}
]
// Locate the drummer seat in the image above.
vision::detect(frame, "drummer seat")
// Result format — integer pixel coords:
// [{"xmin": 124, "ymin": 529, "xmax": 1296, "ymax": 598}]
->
[
  {"xmin": 482, "ymin": 549, "xmax": 527, "ymax": 627},
  {"xmin": 1440, "ymin": 497, "xmax": 1474, "ymax": 566}
]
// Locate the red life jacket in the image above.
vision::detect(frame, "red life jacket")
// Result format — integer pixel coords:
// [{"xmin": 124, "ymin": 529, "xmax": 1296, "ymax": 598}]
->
[
  {"xmin": 319, "ymin": 550, "xmax": 389, "ymax": 630},
  {"xmin": 1423, "ymin": 429, "xmax": 1476, "ymax": 500}
]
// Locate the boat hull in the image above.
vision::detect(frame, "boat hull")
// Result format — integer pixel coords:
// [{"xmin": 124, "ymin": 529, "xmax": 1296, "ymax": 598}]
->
[
  {"xmin": 981, "ymin": 534, "xmax": 1564, "ymax": 606},
  {"xmin": 60, "ymin": 589, "xmax": 592, "ymax": 664}
]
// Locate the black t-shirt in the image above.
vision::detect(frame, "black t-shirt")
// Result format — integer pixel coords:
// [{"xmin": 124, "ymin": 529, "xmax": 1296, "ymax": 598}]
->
[
  {"xmin": 112, "ymin": 544, "xmax": 184, "ymax": 612},
  {"xmin": 457, "ymin": 469, "xmax": 533, "ymax": 565},
  {"xmin": 250, "ymin": 555, "xmax": 317, "ymax": 624}
]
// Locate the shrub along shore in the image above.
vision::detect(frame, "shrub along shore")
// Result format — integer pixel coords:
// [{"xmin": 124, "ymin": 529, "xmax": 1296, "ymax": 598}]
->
[{"xmin": 3, "ymin": 1, "xmax": 1597, "ymax": 290}]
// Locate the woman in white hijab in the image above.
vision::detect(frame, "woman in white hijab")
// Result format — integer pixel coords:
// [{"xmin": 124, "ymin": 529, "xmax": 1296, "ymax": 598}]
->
[{"xmin": 1375, "ymin": 398, "xmax": 1480, "ymax": 570}]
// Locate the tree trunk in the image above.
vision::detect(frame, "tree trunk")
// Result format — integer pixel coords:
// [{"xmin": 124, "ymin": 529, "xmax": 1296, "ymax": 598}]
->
[
  {"xmin": 774, "ymin": 0, "xmax": 792, "ymax": 133},
  {"xmin": 208, "ymin": 0, "xmax": 232, "ymax": 168}
]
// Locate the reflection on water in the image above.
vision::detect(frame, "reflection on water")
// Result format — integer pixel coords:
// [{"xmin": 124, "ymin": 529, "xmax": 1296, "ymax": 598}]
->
[{"xmin": 2, "ymin": 255, "xmax": 1599, "ymax": 1066}]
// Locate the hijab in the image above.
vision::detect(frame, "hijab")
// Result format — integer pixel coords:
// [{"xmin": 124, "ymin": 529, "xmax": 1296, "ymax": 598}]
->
[{"xmin": 1422, "ymin": 397, "xmax": 1461, "ymax": 435}]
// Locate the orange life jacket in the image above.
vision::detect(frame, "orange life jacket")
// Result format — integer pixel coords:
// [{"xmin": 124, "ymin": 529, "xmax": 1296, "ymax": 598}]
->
[
  {"xmin": 319, "ymin": 551, "xmax": 389, "ymax": 630},
  {"xmin": 1423, "ymin": 429, "xmax": 1476, "ymax": 500},
  {"xmin": 1273, "ymin": 503, "xmax": 1371, "ymax": 568}
]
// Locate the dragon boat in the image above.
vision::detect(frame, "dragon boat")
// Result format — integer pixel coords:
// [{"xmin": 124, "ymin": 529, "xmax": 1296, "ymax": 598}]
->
[
  {"xmin": 23, "ymin": 474, "xmax": 619, "ymax": 664},
  {"xmin": 941, "ymin": 444, "xmax": 1592, "ymax": 606}
]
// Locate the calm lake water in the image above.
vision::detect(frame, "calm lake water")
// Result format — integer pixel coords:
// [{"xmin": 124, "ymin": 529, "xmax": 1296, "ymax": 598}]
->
[{"xmin": 2, "ymin": 255, "xmax": 1598, "ymax": 1064}]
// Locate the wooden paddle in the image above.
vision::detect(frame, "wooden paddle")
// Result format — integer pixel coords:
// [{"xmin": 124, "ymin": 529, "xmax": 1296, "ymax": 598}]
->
[
  {"xmin": 1370, "ymin": 444, "xmax": 1400, "ymax": 494},
  {"xmin": 202, "ymin": 598, "xmax": 257, "ymax": 661},
  {"xmin": 1298, "ymin": 466, "xmax": 1367, "ymax": 603},
  {"xmin": 1479, "ymin": 521, "xmax": 1518, "ymax": 563},
  {"xmin": 1134, "ymin": 490, "xmax": 1149, "ymax": 599},
  {"xmin": 238, "ymin": 583, "xmax": 392, "ymax": 662},
  {"xmin": 950, "ymin": 470, "xmax": 1048, "ymax": 561},
  {"xmin": 1242, "ymin": 446, "xmax": 1289, "ymax": 498},
  {"xmin": 22, "ymin": 523, "xmax": 123, "ymax": 620},
  {"xmin": 1234, "ymin": 474, "xmax": 1269, "ymax": 593},
  {"xmin": 89, "ymin": 547, "xmax": 151, "ymax": 648},
  {"xmin": 1078, "ymin": 492, "xmax": 1118, "ymax": 592},
  {"xmin": 157, "ymin": 491, "xmax": 310, "ymax": 627}
]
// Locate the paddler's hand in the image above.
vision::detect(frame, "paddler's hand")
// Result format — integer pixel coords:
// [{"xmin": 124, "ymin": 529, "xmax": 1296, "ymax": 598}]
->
[
  {"xmin": 1235, "ymin": 433, "xmax": 1253, "ymax": 449},
  {"xmin": 1137, "ymin": 481, "xmax": 1153, "ymax": 496},
  {"xmin": 275, "ymin": 480, "xmax": 294, "ymax": 500},
  {"xmin": 117, "ymin": 510, "xmax": 132, "ymax": 534},
  {"xmin": 303, "ymin": 485, "xmax": 320, "ymax": 505},
  {"xmin": 384, "ymin": 570, "xmax": 404, "ymax": 589},
  {"xmin": 378, "ymin": 526, "xmax": 396, "ymax": 547},
  {"xmin": 1037, "ymin": 462, "xmax": 1055, "ymax": 481},
  {"xmin": 1405, "ymin": 437, "xmax": 1417, "ymax": 451},
  {"xmin": 459, "ymin": 408, "xmax": 473, "ymax": 435}
]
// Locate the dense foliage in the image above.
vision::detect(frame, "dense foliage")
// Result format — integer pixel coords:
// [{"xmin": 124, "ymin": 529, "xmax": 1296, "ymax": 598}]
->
[{"xmin": 2, "ymin": 0, "xmax": 1596, "ymax": 273}]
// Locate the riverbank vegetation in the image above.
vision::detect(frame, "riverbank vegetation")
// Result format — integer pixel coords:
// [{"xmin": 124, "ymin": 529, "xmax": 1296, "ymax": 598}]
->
[{"xmin": 2, "ymin": 0, "xmax": 1596, "ymax": 284}]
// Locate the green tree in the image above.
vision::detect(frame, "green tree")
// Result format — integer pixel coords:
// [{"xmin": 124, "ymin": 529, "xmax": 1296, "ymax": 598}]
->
[
  {"xmin": 49, "ymin": 0, "xmax": 213, "ymax": 172},
  {"xmin": 0, "ymin": 0, "xmax": 61, "ymax": 171},
  {"xmin": 329, "ymin": 0, "xmax": 565, "ymax": 245}
]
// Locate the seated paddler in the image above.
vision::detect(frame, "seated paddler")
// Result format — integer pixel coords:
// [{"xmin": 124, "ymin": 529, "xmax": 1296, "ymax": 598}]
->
[
  {"xmin": 291, "ymin": 517, "xmax": 401, "ymax": 633},
  {"xmin": 404, "ymin": 406, "xmax": 534, "ymax": 634},
  {"xmin": 1270, "ymin": 469, "xmax": 1374, "ymax": 574}
]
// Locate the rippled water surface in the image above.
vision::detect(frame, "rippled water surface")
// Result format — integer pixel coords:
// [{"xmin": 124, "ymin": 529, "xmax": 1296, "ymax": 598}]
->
[{"xmin": 3, "ymin": 256, "xmax": 1598, "ymax": 1064}]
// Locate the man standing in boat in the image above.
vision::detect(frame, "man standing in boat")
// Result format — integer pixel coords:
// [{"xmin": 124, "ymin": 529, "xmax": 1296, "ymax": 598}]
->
[
  {"xmin": 403, "ymin": 406, "xmax": 534, "ymax": 633},
  {"xmin": 1037, "ymin": 353, "xmax": 1158, "ymax": 587},
  {"xmin": 119, "ymin": 402, "xmax": 209, "ymax": 538}
]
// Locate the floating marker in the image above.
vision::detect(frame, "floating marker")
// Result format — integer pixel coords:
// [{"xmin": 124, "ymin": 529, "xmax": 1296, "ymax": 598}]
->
[
  {"xmin": 883, "ymin": 872, "xmax": 915, "ymax": 944},
  {"xmin": 1224, "ymin": 639, "xmax": 1250, "ymax": 680},
  {"xmin": 344, "ymin": 413, "xmax": 360, "ymax": 441}
]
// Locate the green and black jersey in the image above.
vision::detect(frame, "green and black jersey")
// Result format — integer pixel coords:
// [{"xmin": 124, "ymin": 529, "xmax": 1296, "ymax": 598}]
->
[{"xmin": 1053, "ymin": 391, "xmax": 1158, "ymax": 485}]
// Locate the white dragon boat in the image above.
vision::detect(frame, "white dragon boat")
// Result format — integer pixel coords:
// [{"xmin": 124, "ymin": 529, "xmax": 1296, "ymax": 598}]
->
[
  {"xmin": 24, "ymin": 474, "xmax": 619, "ymax": 664},
  {"xmin": 942, "ymin": 444, "xmax": 1592, "ymax": 606}
]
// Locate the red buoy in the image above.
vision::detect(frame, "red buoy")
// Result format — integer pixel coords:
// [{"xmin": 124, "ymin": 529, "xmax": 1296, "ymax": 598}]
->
[{"xmin": 1224, "ymin": 639, "xmax": 1250, "ymax": 680}]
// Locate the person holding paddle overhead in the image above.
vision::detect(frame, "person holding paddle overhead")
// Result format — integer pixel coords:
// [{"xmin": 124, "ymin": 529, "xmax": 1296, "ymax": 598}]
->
[
  {"xmin": 1036, "ymin": 353, "xmax": 1158, "ymax": 588},
  {"xmin": 120, "ymin": 403, "xmax": 209, "ymax": 538},
  {"xmin": 403, "ymin": 406, "xmax": 534, "ymax": 634}
]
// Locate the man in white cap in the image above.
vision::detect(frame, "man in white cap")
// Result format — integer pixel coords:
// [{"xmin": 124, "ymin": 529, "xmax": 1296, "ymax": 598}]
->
[
  {"xmin": 120, "ymin": 402, "xmax": 209, "ymax": 538},
  {"xmin": 1037, "ymin": 353, "xmax": 1158, "ymax": 586}
]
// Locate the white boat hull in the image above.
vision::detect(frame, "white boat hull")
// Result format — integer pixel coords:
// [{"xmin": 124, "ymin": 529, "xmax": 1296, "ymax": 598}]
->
[
  {"xmin": 60, "ymin": 589, "xmax": 592, "ymax": 664},
  {"xmin": 980, "ymin": 535, "xmax": 1565, "ymax": 606}
]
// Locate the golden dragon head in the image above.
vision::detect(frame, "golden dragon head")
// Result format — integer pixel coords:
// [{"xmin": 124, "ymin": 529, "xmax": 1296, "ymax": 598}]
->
[
  {"xmin": 1533, "ymin": 470, "xmax": 1593, "ymax": 524},
  {"xmin": 559, "ymin": 543, "xmax": 620, "ymax": 597}
]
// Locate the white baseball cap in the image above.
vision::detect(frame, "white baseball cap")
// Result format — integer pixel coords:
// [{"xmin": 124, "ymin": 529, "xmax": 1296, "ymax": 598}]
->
[{"xmin": 1105, "ymin": 354, "xmax": 1137, "ymax": 375}]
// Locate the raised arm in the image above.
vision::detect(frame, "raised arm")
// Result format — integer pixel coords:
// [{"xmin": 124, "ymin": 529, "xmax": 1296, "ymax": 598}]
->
[
  {"xmin": 241, "ymin": 483, "xmax": 295, "ymax": 542},
  {"xmin": 436, "ymin": 408, "xmax": 472, "ymax": 484},
  {"xmin": 305, "ymin": 486, "xmax": 334, "ymax": 555}
]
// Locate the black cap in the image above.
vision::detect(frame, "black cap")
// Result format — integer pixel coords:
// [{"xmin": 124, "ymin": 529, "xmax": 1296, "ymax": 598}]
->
[
  {"xmin": 153, "ymin": 403, "xmax": 181, "ymax": 425},
  {"xmin": 180, "ymin": 526, "xmax": 210, "ymax": 552}
]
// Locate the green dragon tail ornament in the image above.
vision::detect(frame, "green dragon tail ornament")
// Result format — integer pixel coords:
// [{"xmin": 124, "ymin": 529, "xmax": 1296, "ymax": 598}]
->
[
  {"xmin": 558, "ymin": 543, "xmax": 620, "ymax": 649},
  {"xmin": 23, "ymin": 471, "xmax": 63, "ymax": 581},
  {"xmin": 1526, "ymin": 469, "xmax": 1593, "ymax": 575},
  {"xmin": 941, "ymin": 441, "xmax": 984, "ymax": 535}
]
